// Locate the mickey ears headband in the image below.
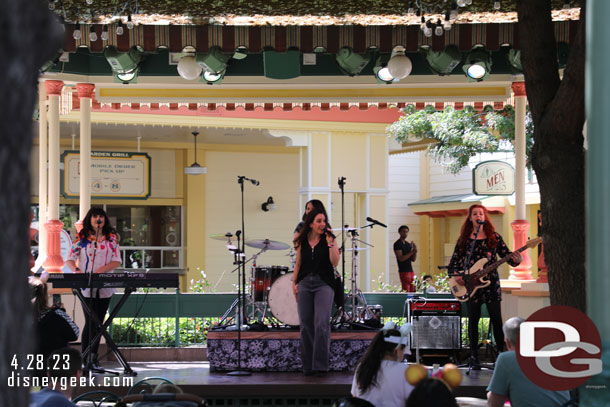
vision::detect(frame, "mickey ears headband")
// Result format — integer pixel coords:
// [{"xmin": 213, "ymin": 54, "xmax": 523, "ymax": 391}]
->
[
  {"xmin": 382, "ymin": 321, "xmax": 413, "ymax": 346},
  {"xmin": 405, "ymin": 363, "xmax": 463, "ymax": 391}
]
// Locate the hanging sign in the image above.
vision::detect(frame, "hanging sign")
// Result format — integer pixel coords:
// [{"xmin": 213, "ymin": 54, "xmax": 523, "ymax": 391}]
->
[
  {"xmin": 472, "ymin": 160, "xmax": 515, "ymax": 196},
  {"xmin": 62, "ymin": 151, "xmax": 151, "ymax": 199}
]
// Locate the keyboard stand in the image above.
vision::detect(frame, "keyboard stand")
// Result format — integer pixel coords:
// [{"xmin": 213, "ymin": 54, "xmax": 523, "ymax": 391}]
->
[{"xmin": 75, "ymin": 287, "xmax": 138, "ymax": 376}]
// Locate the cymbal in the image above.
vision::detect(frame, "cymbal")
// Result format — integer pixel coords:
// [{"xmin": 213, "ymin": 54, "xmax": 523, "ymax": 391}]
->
[
  {"xmin": 209, "ymin": 233, "xmax": 238, "ymax": 241},
  {"xmin": 344, "ymin": 247, "xmax": 369, "ymax": 251},
  {"xmin": 245, "ymin": 239, "xmax": 290, "ymax": 250}
]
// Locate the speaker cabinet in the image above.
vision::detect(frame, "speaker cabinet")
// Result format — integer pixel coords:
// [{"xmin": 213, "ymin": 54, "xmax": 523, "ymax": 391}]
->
[
  {"xmin": 410, "ymin": 315, "xmax": 461, "ymax": 349},
  {"xmin": 408, "ymin": 299, "xmax": 461, "ymax": 350}
]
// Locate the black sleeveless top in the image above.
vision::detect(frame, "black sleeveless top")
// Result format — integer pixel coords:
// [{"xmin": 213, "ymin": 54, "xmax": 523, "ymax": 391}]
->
[{"xmin": 296, "ymin": 237, "xmax": 335, "ymax": 288}]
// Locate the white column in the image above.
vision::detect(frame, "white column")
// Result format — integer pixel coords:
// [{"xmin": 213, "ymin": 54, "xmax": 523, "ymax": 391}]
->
[
  {"xmin": 37, "ymin": 81, "xmax": 48, "ymax": 263},
  {"xmin": 75, "ymin": 83, "xmax": 94, "ymax": 233},
  {"xmin": 43, "ymin": 80, "xmax": 64, "ymax": 273},
  {"xmin": 514, "ymin": 85, "xmax": 526, "ymax": 220},
  {"xmin": 509, "ymin": 82, "xmax": 532, "ymax": 280}
]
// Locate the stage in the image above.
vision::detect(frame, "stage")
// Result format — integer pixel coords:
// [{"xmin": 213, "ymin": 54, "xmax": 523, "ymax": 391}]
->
[
  {"xmin": 207, "ymin": 328, "xmax": 377, "ymax": 372},
  {"xmin": 74, "ymin": 360, "xmax": 492, "ymax": 406}
]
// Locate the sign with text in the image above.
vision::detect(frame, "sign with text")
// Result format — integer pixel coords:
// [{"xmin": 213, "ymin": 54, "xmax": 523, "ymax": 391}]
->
[
  {"xmin": 62, "ymin": 151, "xmax": 151, "ymax": 199},
  {"xmin": 472, "ymin": 160, "xmax": 515, "ymax": 196}
]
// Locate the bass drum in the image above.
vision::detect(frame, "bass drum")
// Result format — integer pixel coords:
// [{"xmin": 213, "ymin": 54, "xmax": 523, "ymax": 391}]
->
[{"xmin": 268, "ymin": 272, "xmax": 300, "ymax": 327}]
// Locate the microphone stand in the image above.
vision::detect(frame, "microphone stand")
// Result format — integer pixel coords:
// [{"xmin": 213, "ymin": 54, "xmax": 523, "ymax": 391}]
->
[
  {"xmin": 228, "ymin": 176, "xmax": 252, "ymax": 377},
  {"xmin": 83, "ymin": 222, "xmax": 110, "ymax": 374},
  {"xmin": 458, "ymin": 222, "xmax": 493, "ymax": 374}
]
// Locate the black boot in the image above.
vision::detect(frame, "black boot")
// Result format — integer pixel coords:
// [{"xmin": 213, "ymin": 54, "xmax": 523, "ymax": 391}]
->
[{"xmin": 469, "ymin": 353, "xmax": 481, "ymax": 370}]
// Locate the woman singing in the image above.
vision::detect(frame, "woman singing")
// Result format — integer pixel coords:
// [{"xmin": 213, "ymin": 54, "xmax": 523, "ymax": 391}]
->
[
  {"xmin": 448, "ymin": 204, "xmax": 521, "ymax": 367},
  {"xmin": 65, "ymin": 207, "xmax": 121, "ymax": 368},
  {"xmin": 292, "ymin": 209, "xmax": 340, "ymax": 376},
  {"xmin": 293, "ymin": 199, "xmax": 330, "ymax": 239}
]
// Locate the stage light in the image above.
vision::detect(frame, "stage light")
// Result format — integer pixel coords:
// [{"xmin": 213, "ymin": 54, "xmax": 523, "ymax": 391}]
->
[
  {"xmin": 422, "ymin": 45, "xmax": 462, "ymax": 76},
  {"xmin": 104, "ymin": 46, "xmax": 142, "ymax": 84},
  {"xmin": 462, "ymin": 46, "xmax": 491, "ymax": 82},
  {"xmin": 177, "ymin": 54, "xmax": 203, "ymax": 81},
  {"xmin": 373, "ymin": 55, "xmax": 397, "ymax": 84},
  {"xmin": 336, "ymin": 47, "xmax": 370, "ymax": 76},
  {"xmin": 387, "ymin": 46, "xmax": 412, "ymax": 80},
  {"xmin": 202, "ymin": 69, "xmax": 225, "ymax": 84},
  {"xmin": 198, "ymin": 47, "xmax": 230, "ymax": 77},
  {"xmin": 507, "ymin": 48, "xmax": 523, "ymax": 73}
]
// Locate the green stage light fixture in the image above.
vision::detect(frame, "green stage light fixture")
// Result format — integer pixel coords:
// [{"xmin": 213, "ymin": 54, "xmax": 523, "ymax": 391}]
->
[
  {"xmin": 336, "ymin": 47, "xmax": 370, "ymax": 76},
  {"xmin": 104, "ymin": 46, "xmax": 142, "ymax": 84},
  {"xmin": 373, "ymin": 54, "xmax": 396, "ymax": 84},
  {"xmin": 195, "ymin": 47, "xmax": 231, "ymax": 84},
  {"xmin": 202, "ymin": 69, "xmax": 226, "ymax": 85},
  {"xmin": 422, "ymin": 45, "xmax": 462, "ymax": 76},
  {"xmin": 462, "ymin": 46, "xmax": 491, "ymax": 82},
  {"xmin": 507, "ymin": 48, "xmax": 523, "ymax": 73},
  {"xmin": 197, "ymin": 47, "xmax": 230, "ymax": 76}
]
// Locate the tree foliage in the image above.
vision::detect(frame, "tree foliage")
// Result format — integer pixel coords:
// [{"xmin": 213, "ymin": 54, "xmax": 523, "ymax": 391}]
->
[{"xmin": 388, "ymin": 104, "xmax": 534, "ymax": 173}]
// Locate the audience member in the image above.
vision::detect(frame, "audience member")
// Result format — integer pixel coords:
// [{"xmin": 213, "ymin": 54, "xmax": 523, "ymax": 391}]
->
[
  {"xmin": 406, "ymin": 378, "xmax": 458, "ymax": 407},
  {"xmin": 30, "ymin": 347, "xmax": 82, "ymax": 407},
  {"xmin": 30, "ymin": 277, "xmax": 79, "ymax": 360},
  {"xmin": 351, "ymin": 324, "xmax": 413, "ymax": 407},
  {"xmin": 487, "ymin": 317, "xmax": 571, "ymax": 407}
]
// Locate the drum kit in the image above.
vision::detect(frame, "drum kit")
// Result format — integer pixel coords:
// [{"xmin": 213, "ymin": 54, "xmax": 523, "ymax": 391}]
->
[
  {"xmin": 210, "ymin": 233, "xmax": 299, "ymax": 327},
  {"xmin": 210, "ymin": 220, "xmax": 383, "ymax": 329}
]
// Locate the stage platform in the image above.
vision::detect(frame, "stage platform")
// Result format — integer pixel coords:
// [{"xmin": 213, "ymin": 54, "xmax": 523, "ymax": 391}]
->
[
  {"xmin": 207, "ymin": 328, "xmax": 377, "ymax": 372},
  {"xmin": 73, "ymin": 360, "xmax": 492, "ymax": 406}
]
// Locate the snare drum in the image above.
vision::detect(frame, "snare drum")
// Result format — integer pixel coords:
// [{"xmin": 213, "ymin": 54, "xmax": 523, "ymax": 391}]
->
[
  {"xmin": 251, "ymin": 265, "xmax": 289, "ymax": 302},
  {"xmin": 268, "ymin": 272, "xmax": 300, "ymax": 326}
]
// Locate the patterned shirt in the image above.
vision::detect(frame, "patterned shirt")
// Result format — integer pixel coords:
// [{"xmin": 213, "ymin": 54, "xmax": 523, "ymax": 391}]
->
[{"xmin": 67, "ymin": 233, "xmax": 122, "ymax": 298}]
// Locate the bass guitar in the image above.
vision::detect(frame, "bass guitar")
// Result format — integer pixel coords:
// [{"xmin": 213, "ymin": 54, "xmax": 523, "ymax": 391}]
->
[{"xmin": 448, "ymin": 237, "xmax": 542, "ymax": 302}]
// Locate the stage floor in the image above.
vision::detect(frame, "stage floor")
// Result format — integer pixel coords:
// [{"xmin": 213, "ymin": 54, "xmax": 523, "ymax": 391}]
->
[{"xmin": 75, "ymin": 360, "xmax": 493, "ymax": 404}]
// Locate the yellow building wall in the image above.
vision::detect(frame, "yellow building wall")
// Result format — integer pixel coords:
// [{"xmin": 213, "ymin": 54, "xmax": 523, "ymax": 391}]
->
[
  {"xmin": 367, "ymin": 195, "xmax": 388, "ymax": 289},
  {"xmin": 311, "ymin": 133, "xmax": 330, "ymax": 188},
  {"xmin": 331, "ymin": 132, "xmax": 367, "ymax": 192},
  {"xmin": 184, "ymin": 147, "xmax": 207, "ymax": 291},
  {"xmin": 201, "ymin": 149, "xmax": 299, "ymax": 292},
  {"xmin": 369, "ymin": 135, "xmax": 387, "ymax": 190}
]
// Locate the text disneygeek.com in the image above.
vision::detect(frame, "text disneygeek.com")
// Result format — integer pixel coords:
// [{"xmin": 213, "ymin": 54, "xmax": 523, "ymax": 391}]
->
[{"xmin": 8, "ymin": 372, "xmax": 134, "ymax": 391}]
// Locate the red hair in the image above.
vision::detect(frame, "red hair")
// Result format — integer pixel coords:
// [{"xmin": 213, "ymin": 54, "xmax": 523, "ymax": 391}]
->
[{"xmin": 456, "ymin": 204, "xmax": 498, "ymax": 251}]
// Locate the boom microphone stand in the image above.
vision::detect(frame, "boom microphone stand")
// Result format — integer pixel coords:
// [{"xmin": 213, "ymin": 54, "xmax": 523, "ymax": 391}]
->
[
  {"xmin": 456, "ymin": 221, "xmax": 493, "ymax": 374},
  {"xmin": 227, "ymin": 175, "xmax": 258, "ymax": 377},
  {"xmin": 82, "ymin": 220, "xmax": 119, "ymax": 375}
]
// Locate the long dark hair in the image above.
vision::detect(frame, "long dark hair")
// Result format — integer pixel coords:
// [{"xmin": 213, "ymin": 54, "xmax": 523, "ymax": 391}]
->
[
  {"xmin": 302, "ymin": 199, "xmax": 327, "ymax": 221},
  {"xmin": 293, "ymin": 209, "xmax": 334, "ymax": 249},
  {"xmin": 406, "ymin": 378, "xmax": 458, "ymax": 407},
  {"xmin": 355, "ymin": 328, "xmax": 405, "ymax": 393},
  {"xmin": 30, "ymin": 277, "xmax": 50, "ymax": 315},
  {"xmin": 456, "ymin": 204, "xmax": 498, "ymax": 251},
  {"xmin": 78, "ymin": 207, "xmax": 115, "ymax": 240}
]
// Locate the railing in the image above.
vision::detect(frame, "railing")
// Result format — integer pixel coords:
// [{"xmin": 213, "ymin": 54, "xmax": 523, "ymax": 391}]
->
[
  {"xmin": 108, "ymin": 292, "xmax": 488, "ymax": 347},
  {"xmin": 119, "ymin": 246, "xmax": 183, "ymax": 269}
]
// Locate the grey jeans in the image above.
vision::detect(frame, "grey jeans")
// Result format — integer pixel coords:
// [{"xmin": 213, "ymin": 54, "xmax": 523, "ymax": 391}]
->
[{"xmin": 297, "ymin": 273, "xmax": 334, "ymax": 372}]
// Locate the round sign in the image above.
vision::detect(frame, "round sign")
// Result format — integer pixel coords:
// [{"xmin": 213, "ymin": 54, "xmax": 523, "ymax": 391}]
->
[{"xmin": 515, "ymin": 305, "xmax": 602, "ymax": 391}]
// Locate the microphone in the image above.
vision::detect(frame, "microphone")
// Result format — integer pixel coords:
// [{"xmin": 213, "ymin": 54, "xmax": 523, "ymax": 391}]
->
[
  {"xmin": 97, "ymin": 219, "xmax": 102, "ymax": 225},
  {"xmin": 238, "ymin": 176, "xmax": 260, "ymax": 186},
  {"xmin": 476, "ymin": 220, "xmax": 486, "ymax": 225},
  {"xmin": 366, "ymin": 217, "xmax": 387, "ymax": 228}
]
